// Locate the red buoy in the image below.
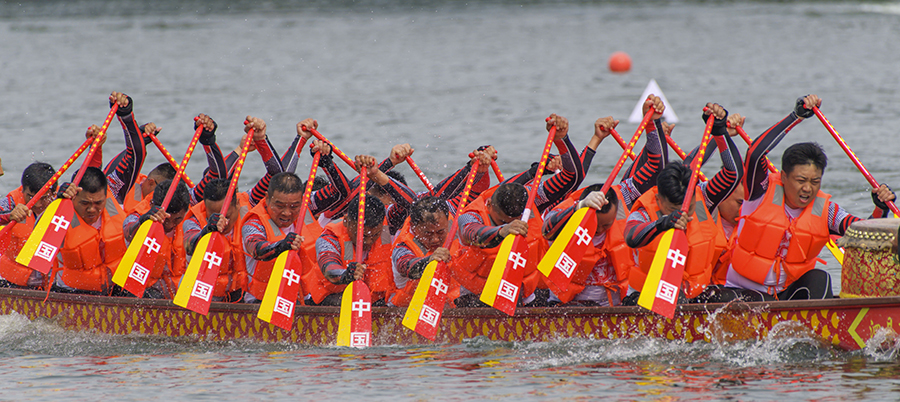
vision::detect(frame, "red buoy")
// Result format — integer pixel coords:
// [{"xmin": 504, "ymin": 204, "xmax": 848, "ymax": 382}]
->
[{"xmin": 608, "ymin": 51, "xmax": 632, "ymax": 73}]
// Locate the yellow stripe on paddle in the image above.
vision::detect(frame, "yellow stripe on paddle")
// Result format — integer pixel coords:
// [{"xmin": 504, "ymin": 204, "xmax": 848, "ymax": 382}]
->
[
  {"xmin": 402, "ymin": 260, "xmax": 438, "ymax": 331},
  {"xmin": 15, "ymin": 199, "xmax": 62, "ymax": 267},
  {"xmin": 537, "ymin": 207, "xmax": 591, "ymax": 278},
  {"xmin": 112, "ymin": 220, "xmax": 154, "ymax": 286},
  {"xmin": 480, "ymin": 235, "xmax": 516, "ymax": 306},
  {"xmin": 173, "ymin": 233, "xmax": 211, "ymax": 308},
  {"xmin": 336, "ymin": 281, "xmax": 356, "ymax": 347},
  {"xmin": 257, "ymin": 250, "xmax": 291, "ymax": 323},
  {"xmin": 637, "ymin": 229, "xmax": 675, "ymax": 311},
  {"xmin": 826, "ymin": 238, "xmax": 844, "ymax": 265}
]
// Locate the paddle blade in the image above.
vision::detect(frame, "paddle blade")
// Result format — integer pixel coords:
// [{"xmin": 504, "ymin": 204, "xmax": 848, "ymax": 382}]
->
[
  {"xmin": 537, "ymin": 207, "xmax": 598, "ymax": 291},
  {"xmin": 337, "ymin": 281, "xmax": 372, "ymax": 347},
  {"xmin": 402, "ymin": 260, "xmax": 451, "ymax": 341},
  {"xmin": 174, "ymin": 232, "xmax": 226, "ymax": 315},
  {"xmin": 826, "ymin": 234, "xmax": 844, "ymax": 265},
  {"xmin": 16, "ymin": 198, "xmax": 73, "ymax": 274},
  {"xmin": 257, "ymin": 250, "xmax": 303, "ymax": 331},
  {"xmin": 480, "ymin": 235, "xmax": 525, "ymax": 316},
  {"xmin": 638, "ymin": 229, "xmax": 687, "ymax": 319},
  {"xmin": 113, "ymin": 221, "xmax": 167, "ymax": 297}
]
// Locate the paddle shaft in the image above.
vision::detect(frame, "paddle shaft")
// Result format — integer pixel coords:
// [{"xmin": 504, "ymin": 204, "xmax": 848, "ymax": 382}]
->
[
  {"xmin": 303, "ymin": 126, "xmax": 357, "ymax": 170},
  {"xmin": 813, "ymin": 107, "xmax": 900, "ymax": 216},
  {"xmin": 158, "ymin": 126, "xmax": 204, "ymax": 211},
  {"xmin": 217, "ymin": 127, "xmax": 256, "ymax": 216},
  {"xmin": 734, "ymin": 126, "xmax": 777, "ymax": 173},
  {"xmin": 521, "ymin": 124, "xmax": 557, "ymax": 222},
  {"xmin": 406, "ymin": 156, "xmax": 434, "ymax": 192},
  {"xmin": 608, "ymin": 129, "xmax": 638, "ymax": 161},
  {"xmin": 681, "ymin": 114, "xmax": 717, "ymax": 212},
  {"xmin": 146, "ymin": 133, "xmax": 196, "ymax": 188},
  {"xmin": 440, "ymin": 160, "xmax": 481, "ymax": 250},
  {"xmin": 355, "ymin": 173, "xmax": 368, "ymax": 264},
  {"xmin": 71, "ymin": 104, "xmax": 119, "ymax": 187},
  {"xmin": 600, "ymin": 109, "xmax": 655, "ymax": 194},
  {"xmin": 666, "ymin": 135, "xmax": 708, "ymax": 182},
  {"xmin": 295, "ymin": 152, "xmax": 321, "ymax": 229},
  {"xmin": 490, "ymin": 160, "xmax": 504, "ymax": 182}
]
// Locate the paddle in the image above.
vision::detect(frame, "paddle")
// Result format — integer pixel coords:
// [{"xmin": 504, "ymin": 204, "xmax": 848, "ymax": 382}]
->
[
  {"xmin": 402, "ymin": 157, "xmax": 482, "ymax": 340},
  {"xmin": 813, "ymin": 107, "xmax": 900, "ymax": 217},
  {"xmin": 491, "ymin": 160, "xmax": 504, "ymax": 182},
  {"xmin": 337, "ymin": 171, "xmax": 372, "ymax": 347},
  {"xmin": 175, "ymin": 125, "xmax": 256, "ymax": 315},
  {"xmin": 479, "ymin": 118, "xmax": 556, "ymax": 316},
  {"xmin": 256, "ymin": 149, "xmax": 322, "ymax": 330},
  {"xmin": 665, "ymin": 135, "xmax": 708, "ymax": 182},
  {"xmin": 113, "ymin": 122, "xmax": 203, "ymax": 297},
  {"xmin": 301, "ymin": 126, "xmax": 357, "ymax": 170},
  {"xmin": 638, "ymin": 112, "xmax": 716, "ymax": 319},
  {"xmin": 145, "ymin": 131, "xmax": 196, "ymax": 188},
  {"xmin": 0, "ymin": 136, "xmax": 93, "ymax": 250},
  {"xmin": 406, "ymin": 156, "xmax": 435, "ymax": 192},
  {"xmin": 16, "ymin": 104, "xmax": 119, "ymax": 274},
  {"xmin": 538, "ymin": 108, "xmax": 656, "ymax": 292},
  {"xmin": 732, "ymin": 124, "xmax": 777, "ymax": 174}
]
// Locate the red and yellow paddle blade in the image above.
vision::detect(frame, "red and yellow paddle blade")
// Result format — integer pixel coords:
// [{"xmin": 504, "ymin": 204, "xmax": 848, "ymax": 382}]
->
[
  {"xmin": 114, "ymin": 220, "xmax": 167, "ymax": 297},
  {"xmin": 174, "ymin": 232, "xmax": 227, "ymax": 315},
  {"xmin": 402, "ymin": 260, "xmax": 452, "ymax": 340},
  {"xmin": 537, "ymin": 207, "xmax": 598, "ymax": 291},
  {"xmin": 827, "ymin": 234, "xmax": 844, "ymax": 264},
  {"xmin": 257, "ymin": 250, "xmax": 303, "ymax": 331},
  {"xmin": 337, "ymin": 281, "xmax": 372, "ymax": 347},
  {"xmin": 16, "ymin": 198, "xmax": 74, "ymax": 274},
  {"xmin": 638, "ymin": 229, "xmax": 688, "ymax": 319},
  {"xmin": 480, "ymin": 235, "xmax": 526, "ymax": 316}
]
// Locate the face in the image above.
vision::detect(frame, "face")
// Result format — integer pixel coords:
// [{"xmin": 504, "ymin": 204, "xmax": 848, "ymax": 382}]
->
[
  {"xmin": 344, "ymin": 219, "xmax": 384, "ymax": 252},
  {"xmin": 411, "ymin": 213, "xmax": 450, "ymax": 251},
  {"xmin": 23, "ymin": 187, "xmax": 56, "ymax": 215},
  {"xmin": 717, "ymin": 185, "xmax": 745, "ymax": 225},
  {"xmin": 368, "ymin": 187, "xmax": 394, "ymax": 207},
  {"xmin": 781, "ymin": 164, "xmax": 822, "ymax": 209},
  {"xmin": 140, "ymin": 176, "xmax": 158, "ymax": 199},
  {"xmin": 205, "ymin": 199, "xmax": 240, "ymax": 234},
  {"xmin": 162, "ymin": 209, "xmax": 186, "ymax": 234},
  {"xmin": 594, "ymin": 204, "xmax": 618, "ymax": 236},
  {"xmin": 266, "ymin": 191, "xmax": 304, "ymax": 228},
  {"xmin": 486, "ymin": 198, "xmax": 520, "ymax": 226},
  {"xmin": 73, "ymin": 190, "xmax": 107, "ymax": 225},
  {"xmin": 656, "ymin": 193, "xmax": 695, "ymax": 217}
]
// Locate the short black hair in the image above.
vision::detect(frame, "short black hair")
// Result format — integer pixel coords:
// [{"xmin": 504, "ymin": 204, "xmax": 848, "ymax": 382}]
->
[
  {"xmin": 204, "ymin": 178, "xmax": 236, "ymax": 206},
  {"xmin": 268, "ymin": 172, "xmax": 304, "ymax": 197},
  {"xmin": 152, "ymin": 179, "xmax": 190, "ymax": 214},
  {"xmin": 311, "ymin": 176, "xmax": 329, "ymax": 191},
  {"xmin": 21, "ymin": 162, "xmax": 55, "ymax": 194},
  {"xmin": 578, "ymin": 183, "xmax": 618, "ymax": 214},
  {"xmin": 77, "ymin": 167, "xmax": 108, "ymax": 194},
  {"xmin": 149, "ymin": 163, "xmax": 176, "ymax": 181},
  {"xmin": 344, "ymin": 194, "xmax": 385, "ymax": 229},
  {"xmin": 386, "ymin": 170, "xmax": 407, "ymax": 186},
  {"xmin": 657, "ymin": 163, "xmax": 692, "ymax": 206},
  {"xmin": 409, "ymin": 196, "xmax": 450, "ymax": 227},
  {"xmin": 782, "ymin": 142, "xmax": 827, "ymax": 174},
  {"xmin": 491, "ymin": 182, "xmax": 528, "ymax": 218}
]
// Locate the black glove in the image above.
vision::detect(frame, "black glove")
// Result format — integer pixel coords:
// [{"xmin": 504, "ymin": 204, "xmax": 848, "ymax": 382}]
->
[
  {"xmin": 702, "ymin": 107, "xmax": 729, "ymax": 136},
  {"xmin": 659, "ymin": 210, "xmax": 684, "ymax": 231},
  {"xmin": 110, "ymin": 95, "xmax": 134, "ymax": 116},
  {"xmin": 197, "ymin": 120, "xmax": 218, "ymax": 146},
  {"xmin": 202, "ymin": 213, "xmax": 221, "ymax": 235},
  {"xmin": 794, "ymin": 96, "xmax": 814, "ymax": 118},
  {"xmin": 872, "ymin": 186, "xmax": 895, "ymax": 210},
  {"xmin": 56, "ymin": 182, "xmax": 70, "ymax": 199},
  {"xmin": 139, "ymin": 205, "xmax": 161, "ymax": 225},
  {"xmin": 338, "ymin": 262, "xmax": 359, "ymax": 284}
]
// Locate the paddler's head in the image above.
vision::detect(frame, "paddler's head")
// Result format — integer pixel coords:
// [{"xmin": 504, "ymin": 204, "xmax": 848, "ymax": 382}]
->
[
  {"xmin": 656, "ymin": 163, "xmax": 696, "ymax": 217},
  {"xmin": 486, "ymin": 182, "xmax": 527, "ymax": 225},
  {"xmin": 578, "ymin": 183, "xmax": 619, "ymax": 236},
  {"xmin": 73, "ymin": 167, "xmax": 108, "ymax": 225},
  {"xmin": 781, "ymin": 142, "xmax": 826, "ymax": 210},
  {"xmin": 21, "ymin": 162, "xmax": 57, "ymax": 215},
  {"xmin": 141, "ymin": 163, "xmax": 176, "ymax": 200},
  {"xmin": 151, "ymin": 179, "xmax": 190, "ymax": 234},
  {"xmin": 367, "ymin": 170, "xmax": 407, "ymax": 207},
  {"xmin": 266, "ymin": 172, "xmax": 304, "ymax": 229},
  {"xmin": 718, "ymin": 183, "xmax": 745, "ymax": 226},
  {"xmin": 409, "ymin": 196, "xmax": 450, "ymax": 251},
  {"xmin": 343, "ymin": 194, "xmax": 385, "ymax": 252},
  {"xmin": 203, "ymin": 178, "xmax": 240, "ymax": 234}
]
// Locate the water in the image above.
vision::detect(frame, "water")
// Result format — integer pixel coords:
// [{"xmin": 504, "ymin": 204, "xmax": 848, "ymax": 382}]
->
[{"xmin": 1, "ymin": 0, "xmax": 900, "ymax": 399}]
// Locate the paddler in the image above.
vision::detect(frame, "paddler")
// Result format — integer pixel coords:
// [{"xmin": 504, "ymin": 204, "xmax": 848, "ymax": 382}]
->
[
  {"xmin": 622, "ymin": 103, "xmax": 744, "ymax": 305},
  {"xmin": 725, "ymin": 95, "xmax": 896, "ymax": 301},
  {"xmin": 451, "ymin": 114, "xmax": 585, "ymax": 307},
  {"xmin": 541, "ymin": 96, "xmax": 668, "ymax": 306}
]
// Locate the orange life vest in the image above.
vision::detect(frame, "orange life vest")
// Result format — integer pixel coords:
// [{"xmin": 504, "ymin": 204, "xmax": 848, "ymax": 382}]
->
[
  {"xmin": 730, "ymin": 173, "xmax": 830, "ymax": 289},
  {"xmin": 450, "ymin": 185, "xmax": 548, "ymax": 298},
  {"xmin": 710, "ymin": 219, "xmax": 737, "ymax": 286},
  {"xmin": 390, "ymin": 219, "xmax": 461, "ymax": 307},
  {"xmin": 183, "ymin": 192, "xmax": 251, "ymax": 298},
  {"xmin": 123, "ymin": 174, "xmax": 149, "ymax": 215},
  {"xmin": 545, "ymin": 186, "xmax": 634, "ymax": 304},
  {"xmin": 131, "ymin": 197, "xmax": 187, "ymax": 297},
  {"xmin": 628, "ymin": 186, "xmax": 726, "ymax": 299},
  {"xmin": 305, "ymin": 220, "xmax": 395, "ymax": 304},
  {"xmin": 0, "ymin": 188, "xmax": 42, "ymax": 287},
  {"xmin": 57, "ymin": 188, "xmax": 128, "ymax": 292}
]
